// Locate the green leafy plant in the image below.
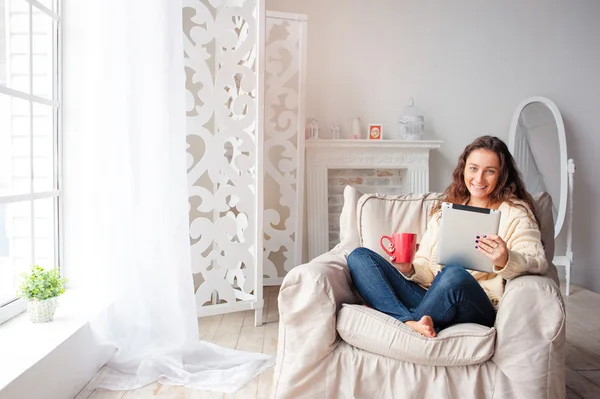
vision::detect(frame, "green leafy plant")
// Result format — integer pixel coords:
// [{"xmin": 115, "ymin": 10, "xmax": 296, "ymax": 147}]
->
[{"xmin": 17, "ymin": 265, "xmax": 68, "ymax": 301}]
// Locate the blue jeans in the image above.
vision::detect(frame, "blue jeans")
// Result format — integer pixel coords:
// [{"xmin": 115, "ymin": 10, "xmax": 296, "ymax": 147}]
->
[{"xmin": 347, "ymin": 247, "xmax": 496, "ymax": 331}]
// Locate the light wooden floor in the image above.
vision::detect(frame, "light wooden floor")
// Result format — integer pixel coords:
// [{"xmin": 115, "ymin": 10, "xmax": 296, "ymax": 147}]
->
[{"xmin": 77, "ymin": 284, "xmax": 600, "ymax": 399}]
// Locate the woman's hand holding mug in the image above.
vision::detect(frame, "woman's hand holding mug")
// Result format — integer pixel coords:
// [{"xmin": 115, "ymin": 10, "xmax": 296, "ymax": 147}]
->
[{"xmin": 380, "ymin": 233, "xmax": 418, "ymax": 275}]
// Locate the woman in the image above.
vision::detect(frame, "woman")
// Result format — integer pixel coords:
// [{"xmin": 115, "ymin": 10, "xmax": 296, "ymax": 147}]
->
[{"xmin": 347, "ymin": 135, "xmax": 547, "ymax": 338}]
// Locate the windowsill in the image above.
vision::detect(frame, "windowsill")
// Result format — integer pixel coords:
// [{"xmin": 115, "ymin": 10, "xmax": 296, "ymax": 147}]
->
[{"xmin": 0, "ymin": 290, "xmax": 110, "ymax": 392}]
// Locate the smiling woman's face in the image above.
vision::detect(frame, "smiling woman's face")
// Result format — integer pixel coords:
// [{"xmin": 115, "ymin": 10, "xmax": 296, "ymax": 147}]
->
[{"xmin": 464, "ymin": 149, "xmax": 500, "ymax": 207}]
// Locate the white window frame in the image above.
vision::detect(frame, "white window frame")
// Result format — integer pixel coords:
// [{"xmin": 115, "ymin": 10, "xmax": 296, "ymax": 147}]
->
[{"xmin": 0, "ymin": 0, "xmax": 61, "ymax": 325}]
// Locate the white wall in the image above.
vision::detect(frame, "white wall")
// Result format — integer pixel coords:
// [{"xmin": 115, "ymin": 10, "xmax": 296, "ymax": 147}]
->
[{"xmin": 266, "ymin": 0, "xmax": 600, "ymax": 294}]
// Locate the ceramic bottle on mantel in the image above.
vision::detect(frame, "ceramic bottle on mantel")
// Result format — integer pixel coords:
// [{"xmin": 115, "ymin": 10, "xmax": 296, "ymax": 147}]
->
[{"xmin": 351, "ymin": 117, "xmax": 361, "ymax": 139}]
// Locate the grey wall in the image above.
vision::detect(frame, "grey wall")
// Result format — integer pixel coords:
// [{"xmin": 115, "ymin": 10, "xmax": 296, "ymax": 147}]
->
[{"xmin": 266, "ymin": 0, "xmax": 600, "ymax": 293}]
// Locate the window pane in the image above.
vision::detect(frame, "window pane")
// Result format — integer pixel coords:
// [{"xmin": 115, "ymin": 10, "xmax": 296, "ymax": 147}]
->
[
  {"xmin": 0, "ymin": 93, "xmax": 31, "ymax": 197},
  {"xmin": 0, "ymin": 200, "xmax": 31, "ymax": 305},
  {"xmin": 32, "ymin": 8, "xmax": 53, "ymax": 99},
  {"xmin": 34, "ymin": 0, "xmax": 54, "ymax": 13},
  {"xmin": 33, "ymin": 197, "xmax": 55, "ymax": 269},
  {"xmin": 33, "ymin": 102, "xmax": 54, "ymax": 191},
  {"xmin": 0, "ymin": 0, "xmax": 31, "ymax": 94}
]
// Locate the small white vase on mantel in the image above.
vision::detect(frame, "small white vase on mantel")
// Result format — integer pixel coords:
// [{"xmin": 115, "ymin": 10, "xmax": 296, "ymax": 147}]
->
[
  {"xmin": 27, "ymin": 297, "xmax": 59, "ymax": 323},
  {"xmin": 351, "ymin": 117, "xmax": 362, "ymax": 139}
]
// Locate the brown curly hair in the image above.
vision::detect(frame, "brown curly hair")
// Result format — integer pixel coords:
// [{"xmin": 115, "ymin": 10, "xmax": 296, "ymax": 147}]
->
[{"xmin": 431, "ymin": 135, "xmax": 539, "ymax": 227}]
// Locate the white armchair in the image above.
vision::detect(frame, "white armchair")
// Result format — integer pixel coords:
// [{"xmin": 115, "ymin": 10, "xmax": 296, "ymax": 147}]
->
[{"xmin": 271, "ymin": 186, "xmax": 565, "ymax": 399}]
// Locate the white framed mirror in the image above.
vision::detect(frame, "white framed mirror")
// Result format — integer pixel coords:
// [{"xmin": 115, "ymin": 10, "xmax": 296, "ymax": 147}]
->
[
  {"xmin": 508, "ymin": 96, "xmax": 567, "ymax": 237},
  {"xmin": 508, "ymin": 96, "xmax": 576, "ymax": 295}
]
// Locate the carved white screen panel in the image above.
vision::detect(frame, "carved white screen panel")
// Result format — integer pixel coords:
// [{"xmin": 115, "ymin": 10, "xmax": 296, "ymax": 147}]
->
[
  {"xmin": 263, "ymin": 12, "xmax": 307, "ymax": 285},
  {"xmin": 183, "ymin": 0, "xmax": 265, "ymax": 322}
]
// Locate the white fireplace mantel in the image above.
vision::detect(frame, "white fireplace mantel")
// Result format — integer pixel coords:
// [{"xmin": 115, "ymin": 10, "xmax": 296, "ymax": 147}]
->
[{"xmin": 306, "ymin": 139, "xmax": 443, "ymax": 259}]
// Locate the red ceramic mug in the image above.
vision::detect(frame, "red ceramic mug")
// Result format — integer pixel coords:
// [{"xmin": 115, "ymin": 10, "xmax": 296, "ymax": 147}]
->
[{"xmin": 380, "ymin": 233, "xmax": 418, "ymax": 263}]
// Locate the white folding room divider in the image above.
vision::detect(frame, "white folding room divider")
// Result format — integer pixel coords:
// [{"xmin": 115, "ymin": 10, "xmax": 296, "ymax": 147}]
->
[
  {"xmin": 262, "ymin": 11, "xmax": 307, "ymax": 286},
  {"xmin": 183, "ymin": 0, "xmax": 266, "ymax": 325}
]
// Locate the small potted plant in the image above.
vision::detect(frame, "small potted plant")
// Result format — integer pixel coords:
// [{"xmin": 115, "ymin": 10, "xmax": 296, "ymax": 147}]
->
[{"xmin": 17, "ymin": 265, "xmax": 68, "ymax": 323}]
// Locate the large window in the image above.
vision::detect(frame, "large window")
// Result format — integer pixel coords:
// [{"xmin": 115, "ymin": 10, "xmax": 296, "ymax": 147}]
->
[{"xmin": 0, "ymin": 0, "xmax": 60, "ymax": 324}]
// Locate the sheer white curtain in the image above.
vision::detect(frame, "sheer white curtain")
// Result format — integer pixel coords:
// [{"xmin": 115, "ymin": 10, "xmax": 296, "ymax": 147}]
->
[{"xmin": 62, "ymin": 0, "xmax": 274, "ymax": 392}]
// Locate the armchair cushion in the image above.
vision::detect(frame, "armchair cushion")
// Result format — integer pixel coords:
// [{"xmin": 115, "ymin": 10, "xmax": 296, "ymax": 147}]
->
[
  {"xmin": 337, "ymin": 304, "xmax": 496, "ymax": 366},
  {"xmin": 531, "ymin": 191, "xmax": 555, "ymax": 265}
]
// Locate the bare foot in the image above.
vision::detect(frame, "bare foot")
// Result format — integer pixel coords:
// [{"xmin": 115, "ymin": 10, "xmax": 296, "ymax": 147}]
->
[{"xmin": 405, "ymin": 316, "xmax": 437, "ymax": 338}]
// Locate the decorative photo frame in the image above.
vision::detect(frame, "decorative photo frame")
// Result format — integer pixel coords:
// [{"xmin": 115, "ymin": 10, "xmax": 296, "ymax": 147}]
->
[{"xmin": 368, "ymin": 124, "xmax": 383, "ymax": 140}]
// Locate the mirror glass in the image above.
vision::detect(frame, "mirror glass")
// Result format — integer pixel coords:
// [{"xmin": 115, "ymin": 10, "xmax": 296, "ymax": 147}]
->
[{"xmin": 512, "ymin": 100, "xmax": 564, "ymax": 229}]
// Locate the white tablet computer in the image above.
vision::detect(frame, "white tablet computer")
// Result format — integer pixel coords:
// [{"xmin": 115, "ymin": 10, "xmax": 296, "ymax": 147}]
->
[{"xmin": 436, "ymin": 202, "xmax": 501, "ymax": 273}]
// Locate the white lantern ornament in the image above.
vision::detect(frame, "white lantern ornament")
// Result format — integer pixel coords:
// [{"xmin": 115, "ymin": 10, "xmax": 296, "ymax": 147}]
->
[
  {"xmin": 398, "ymin": 98, "xmax": 424, "ymax": 140},
  {"xmin": 308, "ymin": 118, "xmax": 320, "ymax": 139}
]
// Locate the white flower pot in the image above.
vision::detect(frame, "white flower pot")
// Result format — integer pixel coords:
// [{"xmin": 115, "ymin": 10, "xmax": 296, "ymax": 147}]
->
[{"xmin": 27, "ymin": 298, "xmax": 58, "ymax": 323}]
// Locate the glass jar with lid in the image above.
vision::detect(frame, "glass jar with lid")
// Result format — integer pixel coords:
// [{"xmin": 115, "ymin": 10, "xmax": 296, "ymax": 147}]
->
[{"xmin": 398, "ymin": 98, "xmax": 424, "ymax": 140}]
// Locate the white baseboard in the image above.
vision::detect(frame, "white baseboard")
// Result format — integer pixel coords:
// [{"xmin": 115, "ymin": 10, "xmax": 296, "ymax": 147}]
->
[{"xmin": 263, "ymin": 278, "xmax": 284, "ymax": 286}]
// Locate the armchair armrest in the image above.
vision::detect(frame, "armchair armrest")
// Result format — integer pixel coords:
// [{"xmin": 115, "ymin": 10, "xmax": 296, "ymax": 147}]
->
[
  {"xmin": 271, "ymin": 247, "xmax": 361, "ymax": 398},
  {"xmin": 492, "ymin": 275, "xmax": 566, "ymax": 399}
]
